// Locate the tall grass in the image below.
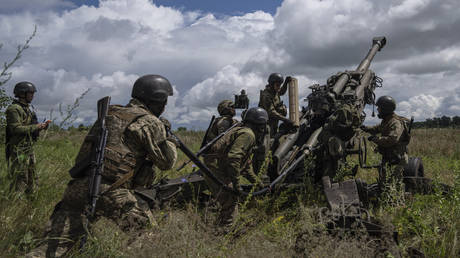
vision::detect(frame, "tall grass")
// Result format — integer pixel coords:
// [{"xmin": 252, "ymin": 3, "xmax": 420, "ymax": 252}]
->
[{"xmin": 0, "ymin": 128, "xmax": 458, "ymax": 257}]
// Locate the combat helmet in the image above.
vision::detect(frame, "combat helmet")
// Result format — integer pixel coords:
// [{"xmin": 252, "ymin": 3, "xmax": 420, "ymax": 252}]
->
[
  {"xmin": 132, "ymin": 75, "xmax": 173, "ymax": 103},
  {"xmin": 243, "ymin": 107, "xmax": 268, "ymax": 125},
  {"xmin": 268, "ymin": 73, "xmax": 284, "ymax": 85},
  {"xmin": 375, "ymin": 96, "xmax": 396, "ymax": 116},
  {"xmin": 217, "ymin": 100, "xmax": 234, "ymax": 116},
  {"xmin": 14, "ymin": 81, "xmax": 37, "ymax": 98}
]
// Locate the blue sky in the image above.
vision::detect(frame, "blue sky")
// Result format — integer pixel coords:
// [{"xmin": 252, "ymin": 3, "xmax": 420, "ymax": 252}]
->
[{"xmin": 71, "ymin": 0, "xmax": 282, "ymax": 15}]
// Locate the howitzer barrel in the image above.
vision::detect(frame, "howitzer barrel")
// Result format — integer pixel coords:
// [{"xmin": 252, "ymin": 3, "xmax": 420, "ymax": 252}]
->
[
  {"xmin": 354, "ymin": 69, "xmax": 374, "ymax": 102},
  {"xmin": 356, "ymin": 37, "xmax": 386, "ymax": 73},
  {"xmin": 331, "ymin": 36, "xmax": 386, "ymax": 95}
]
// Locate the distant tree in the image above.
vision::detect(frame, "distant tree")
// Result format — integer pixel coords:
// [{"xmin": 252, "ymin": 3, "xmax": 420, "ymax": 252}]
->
[
  {"xmin": 452, "ymin": 116, "xmax": 460, "ymax": 127},
  {"xmin": 440, "ymin": 116, "xmax": 451, "ymax": 128},
  {"xmin": 177, "ymin": 127, "xmax": 187, "ymax": 132},
  {"xmin": 78, "ymin": 123, "xmax": 87, "ymax": 131},
  {"xmin": 425, "ymin": 118, "xmax": 434, "ymax": 128}
]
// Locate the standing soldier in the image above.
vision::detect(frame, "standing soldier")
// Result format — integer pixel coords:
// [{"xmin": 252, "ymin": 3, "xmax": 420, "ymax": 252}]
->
[
  {"xmin": 204, "ymin": 100, "xmax": 239, "ymax": 144},
  {"xmin": 28, "ymin": 75, "xmax": 178, "ymax": 257},
  {"xmin": 361, "ymin": 96, "xmax": 411, "ymax": 189},
  {"xmin": 5, "ymin": 81, "xmax": 49, "ymax": 194},
  {"xmin": 203, "ymin": 107, "xmax": 268, "ymax": 227},
  {"xmin": 258, "ymin": 73, "xmax": 294, "ymax": 137}
]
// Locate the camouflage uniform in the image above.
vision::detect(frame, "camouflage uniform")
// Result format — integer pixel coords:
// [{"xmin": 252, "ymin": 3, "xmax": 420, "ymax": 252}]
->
[
  {"xmin": 362, "ymin": 113, "xmax": 410, "ymax": 185},
  {"xmin": 319, "ymin": 103, "xmax": 362, "ymax": 179},
  {"xmin": 30, "ymin": 98, "xmax": 177, "ymax": 257},
  {"xmin": 203, "ymin": 126, "xmax": 256, "ymax": 226},
  {"xmin": 5, "ymin": 99, "xmax": 40, "ymax": 194},
  {"xmin": 205, "ymin": 115, "xmax": 239, "ymax": 143},
  {"xmin": 258, "ymin": 85, "xmax": 287, "ymax": 137}
]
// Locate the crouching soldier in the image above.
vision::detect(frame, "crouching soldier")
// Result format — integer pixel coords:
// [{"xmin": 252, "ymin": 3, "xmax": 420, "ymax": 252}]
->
[
  {"xmin": 6, "ymin": 81, "xmax": 49, "ymax": 195},
  {"xmin": 28, "ymin": 75, "xmax": 177, "ymax": 257},
  {"xmin": 204, "ymin": 100, "xmax": 239, "ymax": 144},
  {"xmin": 361, "ymin": 96, "xmax": 410, "ymax": 190},
  {"xmin": 203, "ymin": 107, "xmax": 268, "ymax": 227}
]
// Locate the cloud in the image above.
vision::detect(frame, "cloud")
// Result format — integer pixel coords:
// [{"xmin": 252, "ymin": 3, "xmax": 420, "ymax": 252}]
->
[
  {"xmin": 398, "ymin": 94, "xmax": 442, "ymax": 119},
  {"xmin": 1, "ymin": 0, "xmax": 459, "ymax": 129}
]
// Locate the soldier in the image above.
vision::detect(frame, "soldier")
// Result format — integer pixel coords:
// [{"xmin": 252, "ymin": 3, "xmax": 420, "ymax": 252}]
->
[
  {"xmin": 28, "ymin": 75, "xmax": 177, "ymax": 257},
  {"xmin": 258, "ymin": 73, "xmax": 294, "ymax": 137},
  {"xmin": 203, "ymin": 107, "xmax": 268, "ymax": 227},
  {"xmin": 204, "ymin": 100, "xmax": 239, "ymax": 144},
  {"xmin": 361, "ymin": 96, "xmax": 410, "ymax": 189},
  {"xmin": 5, "ymin": 81, "xmax": 49, "ymax": 194}
]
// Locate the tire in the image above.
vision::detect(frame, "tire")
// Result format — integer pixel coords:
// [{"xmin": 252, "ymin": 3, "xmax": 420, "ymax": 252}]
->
[{"xmin": 404, "ymin": 157, "xmax": 424, "ymax": 177}]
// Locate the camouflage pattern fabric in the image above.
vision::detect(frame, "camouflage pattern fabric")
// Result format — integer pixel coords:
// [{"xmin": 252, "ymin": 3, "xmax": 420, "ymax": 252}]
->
[
  {"xmin": 318, "ymin": 103, "xmax": 362, "ymax": 179},
  {"xmin": 5, "ymin": 99, "xmax": 40, "ymax": 194},
  {"xmin": 203, "ymin": 126, "xmax": 256, "ymax": 226},
  {"xmin": 258, "ymin": 85, "xmax": 287, "ymax": 137},
  {"xmin": 28, "ymin": 98, "xmax": 177, "ymax": 257},
  {"xmin": 362, "ymin": 113, "xmax": 410, "ymax": 184},
  {"xmin": 204, "ymin": 115, "xmax": 239, "ymax": 144}
]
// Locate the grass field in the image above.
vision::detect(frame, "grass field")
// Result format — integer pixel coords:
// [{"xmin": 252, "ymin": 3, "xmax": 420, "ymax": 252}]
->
[{"xmin": 0, "ymin": 128, "xmax": 459, "ymax": 257}]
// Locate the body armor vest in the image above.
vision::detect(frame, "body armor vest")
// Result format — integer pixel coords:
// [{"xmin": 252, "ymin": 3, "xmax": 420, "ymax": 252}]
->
[{"xmin": 100, "ymin": 105, "xmax": 150, "ymax": 183}]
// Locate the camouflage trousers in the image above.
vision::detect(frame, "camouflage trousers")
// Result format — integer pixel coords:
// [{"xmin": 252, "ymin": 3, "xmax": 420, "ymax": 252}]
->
[
  {"xmin": 203, "ymin": 157, "xmax": 238, "ymax": 226},
  {"xmin": 27, "ymin": 177, "xmax": 154, "ymax": 258},
  {"xmin": 7, "ymin": 151, "xmax": 37, "ymax": 194}
]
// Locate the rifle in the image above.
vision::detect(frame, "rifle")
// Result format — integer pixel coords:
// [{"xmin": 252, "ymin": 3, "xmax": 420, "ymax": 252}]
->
[
  {"xmin": 200, "ymin": 115, "xmax": 215, "ymax": 148},
  {"xmin": 80, "ymin": 96, "xmax": 110, "ymax": 249},
  {"xmin": 176, "ymin": 121, "xmax": 241, "ymax": 171}
]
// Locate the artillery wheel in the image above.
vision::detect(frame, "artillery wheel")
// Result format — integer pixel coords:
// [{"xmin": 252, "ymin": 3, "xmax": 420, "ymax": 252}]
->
[
  {"xmin": 404, "ymin": 157, "xmax": 424, "ymax": 178},
  {"xmin": 358, "ymin": 136, "xmax": 367, "ymax": 168}
]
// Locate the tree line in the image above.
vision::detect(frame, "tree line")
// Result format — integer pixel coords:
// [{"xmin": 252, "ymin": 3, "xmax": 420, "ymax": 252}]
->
[{"xmin": 412, "ymin": 115, "xmax": 460, "ymax": 129}]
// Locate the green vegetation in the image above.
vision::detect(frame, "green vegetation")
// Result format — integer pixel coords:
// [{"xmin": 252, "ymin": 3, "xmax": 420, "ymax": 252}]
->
[{"xmin": 0, "ymin": 128, "xmax": 459, "ymax": 257}]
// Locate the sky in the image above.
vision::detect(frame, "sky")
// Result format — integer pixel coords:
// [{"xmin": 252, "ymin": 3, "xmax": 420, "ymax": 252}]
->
[{"xmin": 0, "ymin": 0, "xmax": 459, "ymax": 129}]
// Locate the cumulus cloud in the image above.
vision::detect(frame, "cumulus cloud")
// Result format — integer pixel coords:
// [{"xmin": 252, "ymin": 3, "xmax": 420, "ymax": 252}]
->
[{"xmin": 1, "ymin": 0, "xmax": 459, "ymax": 128}]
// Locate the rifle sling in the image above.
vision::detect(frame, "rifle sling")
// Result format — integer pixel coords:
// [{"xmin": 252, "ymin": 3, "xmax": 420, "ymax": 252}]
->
[{"xmin": 101, "ymin": 170, "xmax": 135, "ymax": 195}]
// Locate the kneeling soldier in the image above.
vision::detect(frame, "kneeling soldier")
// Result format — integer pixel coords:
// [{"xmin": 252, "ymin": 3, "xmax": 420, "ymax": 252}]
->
[
  {"xmin": 29, "ymin": 75, "xmax": 177, "ymax": 257},
  {"xmin": 203, "ymin": 107, "xmax": 268, "ymax": 226},
  {"xmin": 361, "ymin": 96, "xmax": 410, "ymax": 190}
]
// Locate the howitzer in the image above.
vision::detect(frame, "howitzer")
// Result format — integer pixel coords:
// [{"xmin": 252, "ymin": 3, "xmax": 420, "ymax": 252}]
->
[
  {"xmin": 270, "ymin": 36, "xmax": 387, "ymax": 182},
  {"xmin": 176, "ymin": 121, "xmax": 241, "ymax": 171},
  {"xmin": 80, "ymin": 96, "xmax": 110, "ymax": 249}
]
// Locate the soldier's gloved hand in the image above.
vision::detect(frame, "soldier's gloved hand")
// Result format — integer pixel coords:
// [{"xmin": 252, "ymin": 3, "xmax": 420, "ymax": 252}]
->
[
  {"xmin": 368, "ymin": 135, "xmax": 377, "ymax": 142},
  {"xmin": 285, "ymin": 76, "xmax": 293, "ymax": 83},
  {"xmin": 37, "ymin": 120, "xmax": 51, "ymax": 130},
  {"xmin": 166, "ymin": 136, "xmax": 180, "ymax": 147},
  {"xmin": 159, "ymin": 117, "xmax": 171, "ymax": 131}
]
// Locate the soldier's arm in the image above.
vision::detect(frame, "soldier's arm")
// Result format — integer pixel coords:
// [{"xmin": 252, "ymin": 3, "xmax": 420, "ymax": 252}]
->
[
  {"xmin": 374, "ymin": 120, "xmax": 403, "ymax": 147},
  {"xmin": 126, "ymin": 116, "xmax": 177, "ymax": 170},
  {"xmin": 261, "ymin": 94, "xmax": 285, "ymax": 121},
  {"xmin": 6, "ymin": 106, "xmax": 39, "ymax": 136},
  {"xmin": 363, "ymin": 124, "xmax": 381, "ymax": 135},
  {"xmin": 279, "ymin": 80, "xmax": 288, "ymax": 96},
  {"xmin": 227, "ymin": 132, "xmax": 255, "ymax": 184}
]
